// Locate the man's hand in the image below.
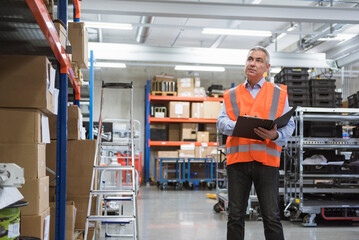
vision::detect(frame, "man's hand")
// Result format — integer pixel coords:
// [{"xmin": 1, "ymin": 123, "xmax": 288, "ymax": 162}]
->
[{"xmin": 254, "ymin": 124, "xmax": 279, "ymax": 140}]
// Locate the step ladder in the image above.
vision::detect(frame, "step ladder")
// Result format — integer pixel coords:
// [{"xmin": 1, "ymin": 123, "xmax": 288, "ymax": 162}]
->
[{"xmin": 84, "ymin": 81, "xmax": 139, "ymax": 239}]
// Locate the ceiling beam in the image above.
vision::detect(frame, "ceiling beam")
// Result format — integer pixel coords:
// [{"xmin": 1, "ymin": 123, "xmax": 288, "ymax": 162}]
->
[
  {"xmin": 89, "ymin": 42, "xmax": 330, "ymax": 68},
  {"xmin": 80, "ymin": 0, "xmax": 359, "ymax": 24}
]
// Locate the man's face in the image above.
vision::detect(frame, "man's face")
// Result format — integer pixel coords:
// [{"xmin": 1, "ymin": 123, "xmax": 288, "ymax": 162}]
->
[{"xmin": 244, "ymin": 50, "xmax": 270, "ymax": 82}]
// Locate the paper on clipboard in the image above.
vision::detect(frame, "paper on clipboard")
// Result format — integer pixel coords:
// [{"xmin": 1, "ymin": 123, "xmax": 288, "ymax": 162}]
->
[{"xmin": 232, "ymin": 106, "xmax": 296, "ymax": 140}]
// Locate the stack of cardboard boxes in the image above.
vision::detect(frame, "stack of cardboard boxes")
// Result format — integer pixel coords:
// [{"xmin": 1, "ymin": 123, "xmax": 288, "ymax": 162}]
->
[
  {"xmin": 67, "ymin": 21, "xmax": 89, "ymax": 86},
  {"xmin": 46, "ymin": 105, "xmax": 96, "ymax": 238},
  {"xmin": 0, "ymin": 54, "xmax": 58, "ymax": 239}
]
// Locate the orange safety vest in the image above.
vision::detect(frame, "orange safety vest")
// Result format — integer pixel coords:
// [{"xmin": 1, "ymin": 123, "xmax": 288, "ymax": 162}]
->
[{"xmin": 223, "ymin": 81, "xmax": 287, "ymax": 167}]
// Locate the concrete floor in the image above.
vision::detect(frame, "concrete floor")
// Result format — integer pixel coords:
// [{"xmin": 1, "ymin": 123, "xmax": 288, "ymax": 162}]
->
[{"xmin": 138, "ymin": 186, "xmax": 359, "ymax": 240}]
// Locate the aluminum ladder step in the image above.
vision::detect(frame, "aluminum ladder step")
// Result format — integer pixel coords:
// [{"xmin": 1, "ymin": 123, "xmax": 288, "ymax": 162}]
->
[
  {"xmin": 100, "ymin": 142, "xmax": 131, "ymax": 146},
  {"xmin": 104, "ymin": 196, "xmax": 133, "ymax": 201},
  {"xmin": 87, "ymin": 215, "xmax": 135, "ymax": 224},
  {"xmin": 102, "ymin": 82, "xmax": 133, "ymax": 89},
  {"xmin": 94, "ymin": 165, "xmax": 134, "ymax": 171},
  {"xmin": 90, "ymin": 190, "xmax": 134, "ymax": 196}
]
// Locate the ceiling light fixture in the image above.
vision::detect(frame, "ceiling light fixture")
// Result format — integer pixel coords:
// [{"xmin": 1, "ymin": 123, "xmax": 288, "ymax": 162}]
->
[
  {"xmin": 85, "ymin": 22, "xmax": 133, "ymax": 30},
  {"xmin": 94, "ymin": 62, "xmax": 127, "ymax": 68},
  {"xmin": 318, "ymin": 34, "xmax": 356, "ymax": 41},
  {"xmin": 175, "ymin": 65, "xmax": 225, "ymax": 72},
  {"xmin": 202, "ymin": 28, "xmax": 272, "ymax": 37}
]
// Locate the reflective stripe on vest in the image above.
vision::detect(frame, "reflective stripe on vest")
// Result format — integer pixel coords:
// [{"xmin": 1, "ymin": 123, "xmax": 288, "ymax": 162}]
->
[
  {"xmin": 268, "ymin": 84, "xmax": 282, "ymax": 120},
  {"xmin": 250, "ymin": 144, "xmax": 281, "ymax": 158},
  {"xmin": 226, "ymin": 145, "xmax": 250, "ymax": 154},
  {"xmin": 229, "ymin": 88, "xmax": 240, "ymax": 118}
]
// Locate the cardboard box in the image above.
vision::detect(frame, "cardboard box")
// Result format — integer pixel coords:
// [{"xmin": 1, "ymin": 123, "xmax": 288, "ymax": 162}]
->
[
  {"xmin": 203, "ymin": 101, "xmax": 222, "ymax": 119},
  {"xmin": 204, "ymin": 123, "xmax": 217, "ymax": 134},
  {"xmin": 67, "ymin": 196, "xmax": 96, "ymax": 229},
  {"xmin": 156, "ymin": 151, "xmax": 179, "ymax": 158},
  {"xmin": 0, "ymin": 108, "xmax": 50, "ymax": 144},
  {"xmin": 169, "ymin": 101, "xmax": 190, "ymax": 118},
  {"xmin": 194, "ymin": 77, "xmax": 201, "ymax": 88},
  {"xmin": 46, "ymin": 140, "xmax": 96, "ymax": 195},
  {"xmin": 178, "ymin": 150, "xmax": 195, "ymax": 158},
  {"xmin": 177, "ymin": 87, "xmax": 194, "ymax": 97},
  {"xmin": 49, "ymin": 105, "xmax": 82, "ymax": 140},
  {"xmin": 197, "ymin": 131, "xmax": 209, "ymax": 142},
  {"xmin": 53, "ymin": 21, "xmax": 67, "ymax": 49},
  {"xmin": 177, "ymin": 78, "xmax": 193, "ymax": 88},
  {"xmin": 191, "ymin": 102, "xmax": 204, "ymax": 118},
  {"xmin": 180, "ymin": 123, "xmax": 197, "ymax": 141},
  {"xmin": 19, "ymin": 176, "xmax": 49, "ymax": 215},
  {"xmin": 195, "ymin": 146, "xmax": 217, "ymax": 158},
  {"xmin": 168, "ymin": 123, "xmax": 180, "ymax": 141},
  {"xmin": 177, "ymin": 78, "xmax": 194, "ymax": 97},
  {"xmin": 0, "ymin": 55, "xmax": 56, "ymax": 115},
  {"xmin": 21, "ymin": 207, "xmax": 50, "ymax": 240},
  {"xmin": 68, "ymin": 22, "xmax": 88, "ymax": 69},
  {"xmin": 194, "ymin": 87, "xmax": 206, "ymax": 97},
  {"xmin": 50, "ymin": 201, "xmax": 76, "ymax": 240},
  {"xmin": 0, "ymin": 144, "xmax": 46, "ymax": 179}
]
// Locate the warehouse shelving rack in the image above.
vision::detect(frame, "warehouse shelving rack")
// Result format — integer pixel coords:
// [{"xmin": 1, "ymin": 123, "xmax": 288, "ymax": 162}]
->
[
  {"xmin": 0, "ymin": 1, "xmax": 82, "ymax": 239},
  {"xmin": 284, "ymin": 107, "xmax": 359, "ymax": 226},
  {"xmin": 145, "ymin": 80, "xmax": 223, "ymax": 183}
]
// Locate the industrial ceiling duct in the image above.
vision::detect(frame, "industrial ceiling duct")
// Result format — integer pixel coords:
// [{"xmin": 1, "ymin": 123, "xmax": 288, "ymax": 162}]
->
[{"xmin": 136, "ymin": 16, "xmax": 155, "ymax": 43}]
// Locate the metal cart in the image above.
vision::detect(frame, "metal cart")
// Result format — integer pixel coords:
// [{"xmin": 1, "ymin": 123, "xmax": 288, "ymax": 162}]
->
[
  {"xmin": 154, "ymin": 157, "xmax": 186, "ymax": 190},
  {"xmin": 187, "ymin": 157, "xmax": 215, "ymax": 189},
  {"xmin": 284, "ymin": 107, "xmax": 359, "ymax": 226}
]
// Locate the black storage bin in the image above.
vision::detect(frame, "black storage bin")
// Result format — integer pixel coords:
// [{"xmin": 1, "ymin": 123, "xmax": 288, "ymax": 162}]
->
[
  {"xmin": 312, "ymin": 99, "xmax": 336, "ymax": 107},
  {"xmin": 287, "ymin": 87, "xmax": 310, "ymax": 94},
  {"xmin": 311, "ymin": 92, "xmax": 336, "ymax": 101},
  {"xmin": 310, "ymin": 79, "xmax": 336, "ymax": 88},
  {"xmin": 150, "ymin": 129, "xmax": 167, "ymax": 141},
  {"xmin": 279, "ymin": 67, "xmax": 309, "ymax": 75},
  {"xmin": 280, "ymin": 79, "xmax": 310, "ymax": 88},
  {"xmin": 348, "ymin": 92, "xmax": 359, "ymax": 108},
  {"xmin": 289, "ymin": 99, "xmax": 311, "ymax": 107},
  {"xmin": 304, "ymin": 122, "xmax": 342, "ymax": 137},
  {"xmin": 311, "ymin": 85, "xmax": 336, "ymax": 93}
]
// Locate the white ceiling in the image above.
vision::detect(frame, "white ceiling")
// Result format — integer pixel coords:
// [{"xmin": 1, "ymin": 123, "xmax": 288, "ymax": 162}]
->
[{"xmin": 71, "ymin": 0, "xmax": 359, "ymax": 67}]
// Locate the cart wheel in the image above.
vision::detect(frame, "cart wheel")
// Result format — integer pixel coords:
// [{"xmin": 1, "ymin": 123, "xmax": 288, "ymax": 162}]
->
[
  {"xmin": 179, "ymin": 183, "xmax": 183, "ymax": 190},
  {"xmin": 207, "ymin": 182, "xmax": 213, "ymax": 190},
  {"xmin": 175, "ymin": 183, "xmax": 179, "ymax": 190},
  {"xmin": 160, "ymin": 183, "xmax": 166, "ymax": 191},
  {"xmin": 188, "ymin": 182, "xmax": 194, "ymax": 189},
  {"xmin": 213, "ymin": 202, "xmax": 221, "ymax": 213}
]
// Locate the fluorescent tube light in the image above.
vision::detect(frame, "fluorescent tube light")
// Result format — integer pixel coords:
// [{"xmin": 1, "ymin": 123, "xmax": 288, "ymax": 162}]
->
[
  {"xmin": 202, "ymin": 28, "xmax": 272, "ymax": 37},
  {"xmin": 318, "ymin": 34, "xmax": 356, "ymax": 41},
  {"xmin": 94, "ymin": 62, "xmax": 126, "ymax": 68},
  {"xmin": 85, "ymin": 22, "xmax": 133, "ymax": 30},
  {"xmin": 175, "ymin": 65, "xmax": 225, "ymax": 72}
]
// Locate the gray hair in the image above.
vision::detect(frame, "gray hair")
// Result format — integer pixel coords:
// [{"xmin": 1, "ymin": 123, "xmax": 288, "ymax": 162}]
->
[{"xmin": 248, "ymin": 46, "xmax": 270, "ymax": 65}]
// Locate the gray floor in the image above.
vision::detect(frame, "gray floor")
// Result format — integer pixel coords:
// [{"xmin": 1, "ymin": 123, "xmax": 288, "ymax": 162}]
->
[{"xmin": 138, "ymin": 186, "xmax": 359, "ymax": 240}]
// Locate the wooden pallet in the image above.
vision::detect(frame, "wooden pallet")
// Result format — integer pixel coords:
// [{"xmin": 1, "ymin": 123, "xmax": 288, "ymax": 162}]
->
[{"xmin": 151, "ymin": 91, "xmax": 177, "ymax": 96}]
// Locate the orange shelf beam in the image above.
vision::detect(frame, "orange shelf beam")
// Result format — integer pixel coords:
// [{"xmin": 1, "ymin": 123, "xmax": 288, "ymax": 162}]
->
[
  {"xmin": 26, "ymin": 0, "xmax": 80, "ymax": 97},
  {"xmin": 149, "ymin": 95, "xmax": 223, "ymax": 102},
  {"xmin": 149, "ymin": 141, "xmax": 218, "ymax": 147},
  {"xmin": 149, "ymin": 117, "xmax": 217, "ymax": 123}
]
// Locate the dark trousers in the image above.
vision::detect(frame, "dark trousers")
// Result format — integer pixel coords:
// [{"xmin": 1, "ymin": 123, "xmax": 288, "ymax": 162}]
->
[{"xmin": 227, "ymin": 161, "xmax": 284, "ymax": 240}]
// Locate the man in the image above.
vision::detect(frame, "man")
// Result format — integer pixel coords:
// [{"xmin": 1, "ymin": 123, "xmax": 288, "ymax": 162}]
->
[{"xmin": 217, "ymin": 46, "xmax": 295, "ymax": 240}]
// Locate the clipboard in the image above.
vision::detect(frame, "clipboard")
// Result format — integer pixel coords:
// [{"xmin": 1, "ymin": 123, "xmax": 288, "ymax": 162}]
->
[{"xmin": 232, "ymin": 106, "xmax": 296, "ymax": 140}]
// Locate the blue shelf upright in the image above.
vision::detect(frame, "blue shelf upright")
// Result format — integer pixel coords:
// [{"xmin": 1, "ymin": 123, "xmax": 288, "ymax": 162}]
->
[
  {"xmin": 89, "ymin": 50, "xmax": 94, "ymax": 139},
  {"xmin": 55, "ymin": 0, "xmax": 68, "ymax": 240},
  {"xmin": 145, "ymin": 80, "xmax": 151, "ymax": 183}
]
